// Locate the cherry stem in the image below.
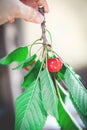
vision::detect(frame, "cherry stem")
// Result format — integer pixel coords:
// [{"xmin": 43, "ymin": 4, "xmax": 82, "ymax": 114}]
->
[
  {"xmin": 38, "ymin": 7, "xmax": 47, "ymax": 45},
  {"xmin": 52, "ymin": 73, "xmax": 59, "ymax": 96},
  {"xmin": 46, "ymin": 29, "xmax": 52, "ymax": 45}
]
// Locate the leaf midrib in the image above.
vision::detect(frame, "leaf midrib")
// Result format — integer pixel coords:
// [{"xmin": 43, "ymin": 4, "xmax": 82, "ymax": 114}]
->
[{"xmin": 20, "ymin": 81, "xmax": 38, "ymax": 129}]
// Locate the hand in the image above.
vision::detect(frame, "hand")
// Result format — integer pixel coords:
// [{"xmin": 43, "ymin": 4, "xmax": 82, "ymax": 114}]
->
[
  {"xmin": 20, "ymin": 0, "xmax": 49, "ymax": 13},
  {"xmin": 0, "ymin": 0, "xmax": 49, "ymax": 25}
]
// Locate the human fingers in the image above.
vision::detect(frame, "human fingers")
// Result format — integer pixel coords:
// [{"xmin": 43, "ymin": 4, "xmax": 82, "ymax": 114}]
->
[
  {"xmin": 16, "ymin": 1, "xmax": 44, "ymax": 23},
  {"xmin": 36, "ymin": 0, "xmax": 49, "ymax": 13},
  {"xmin": 20, "ymin": 0, "xmax": 49, "ymax": 13},
  {"xmin": 9, "ymin": 18, "xmax": 15, "ymax": 23}
]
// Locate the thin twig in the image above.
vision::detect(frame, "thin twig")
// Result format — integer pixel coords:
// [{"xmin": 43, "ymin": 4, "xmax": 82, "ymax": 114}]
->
[{"xmin": 39, "ymin": 7, "xmax": 47, "ymax": 44}]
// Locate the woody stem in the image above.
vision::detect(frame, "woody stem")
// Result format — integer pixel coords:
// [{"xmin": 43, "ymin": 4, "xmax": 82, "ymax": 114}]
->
[{"xmin": 38, "ymin": 7, "xmax": 47, "ymax": 45}]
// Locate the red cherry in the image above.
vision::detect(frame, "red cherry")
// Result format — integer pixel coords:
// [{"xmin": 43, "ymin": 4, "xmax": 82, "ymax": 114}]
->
[
  {"xmin": 24, "ymin": 66, "xmax": 31, "ymax": 71},
  {"xmin": 47, "ymin": 58, "xmax": 62, "ymax": 72},
  {"xmin": 24, "ymin": 61, "xmax": 36, "ymax": 71}
]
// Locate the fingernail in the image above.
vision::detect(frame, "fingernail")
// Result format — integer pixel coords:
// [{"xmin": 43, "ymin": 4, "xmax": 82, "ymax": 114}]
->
[{"xmin": 35, "ymin": 13, "xmax": 44, "ymax": 23}]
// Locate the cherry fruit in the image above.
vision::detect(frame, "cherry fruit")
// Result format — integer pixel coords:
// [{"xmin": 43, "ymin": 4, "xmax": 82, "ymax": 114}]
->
[
  {"xmin": 24, "ymin": 66, "xmax": 31, "ymax": 71},
  {"xmin": 24, "ymin": 60, "xmax": 36, "ymax": 71},
  {"xmin": 47, "ymin": 58, "xmax": 62, "ymax": 72}
]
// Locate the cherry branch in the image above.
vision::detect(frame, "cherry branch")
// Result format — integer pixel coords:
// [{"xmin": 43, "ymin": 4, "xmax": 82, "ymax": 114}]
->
[{"xmin": 38, "ymin": 7, "xmax": 47, "ymax": 44}]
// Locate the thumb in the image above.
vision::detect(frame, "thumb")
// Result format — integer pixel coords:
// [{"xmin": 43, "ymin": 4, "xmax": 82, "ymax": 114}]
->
[{"xmin": 16, "ymin": 1, "xmax": 44, "ymax": 24}]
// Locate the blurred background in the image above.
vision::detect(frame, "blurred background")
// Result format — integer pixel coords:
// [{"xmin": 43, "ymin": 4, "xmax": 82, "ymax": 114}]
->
[{"xmin": 0, "ymin": 0, "xmax": 87, "ymax": 129}]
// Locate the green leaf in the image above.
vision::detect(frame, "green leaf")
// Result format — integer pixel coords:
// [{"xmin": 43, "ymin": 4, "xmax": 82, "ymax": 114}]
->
[
  {"xmin": 63, "ymin": 64, "xmax": 87, "ymax": 115},
  {"xmin": 55, "ymin": 82, "xmax": 82, "ymax": 130},
  {"xmin": 57, "ymin": 64, "xmax": 66, "ymax": 80},
  {"xmin": 0, "ymin": 46, "xmax": 28, "ymax": 65},
  {"xmin": 70, "ymin": 93, "xmax": 87, "ymax": 128},
  {"xmin": 13, "ymin": 54, "xmax": 37, "ymax": 70},
  {"xmin": 58, "ymin": 97, "xmax": 82, "ymax": 130},
  {"xmin": 40, "ymin": 68, "xmax": 58, "ymax": 120},
  {"xmin": 15, "ymin": 80, "xmax": 47, "ymax": 130},
  {"xmin": 22, "ymin": 60, "xmax": 41, "ymax": 88},
  {"xmin": 56, "ymin": 82, "xmax": 82, "ymax": 130},
  {"xmin": 58, "ymin": 64, "xmax": 87, "ymax": 127},
  {"xmin": 57, "ymin": 81, "xmax": 68, "ymax": 102}
]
